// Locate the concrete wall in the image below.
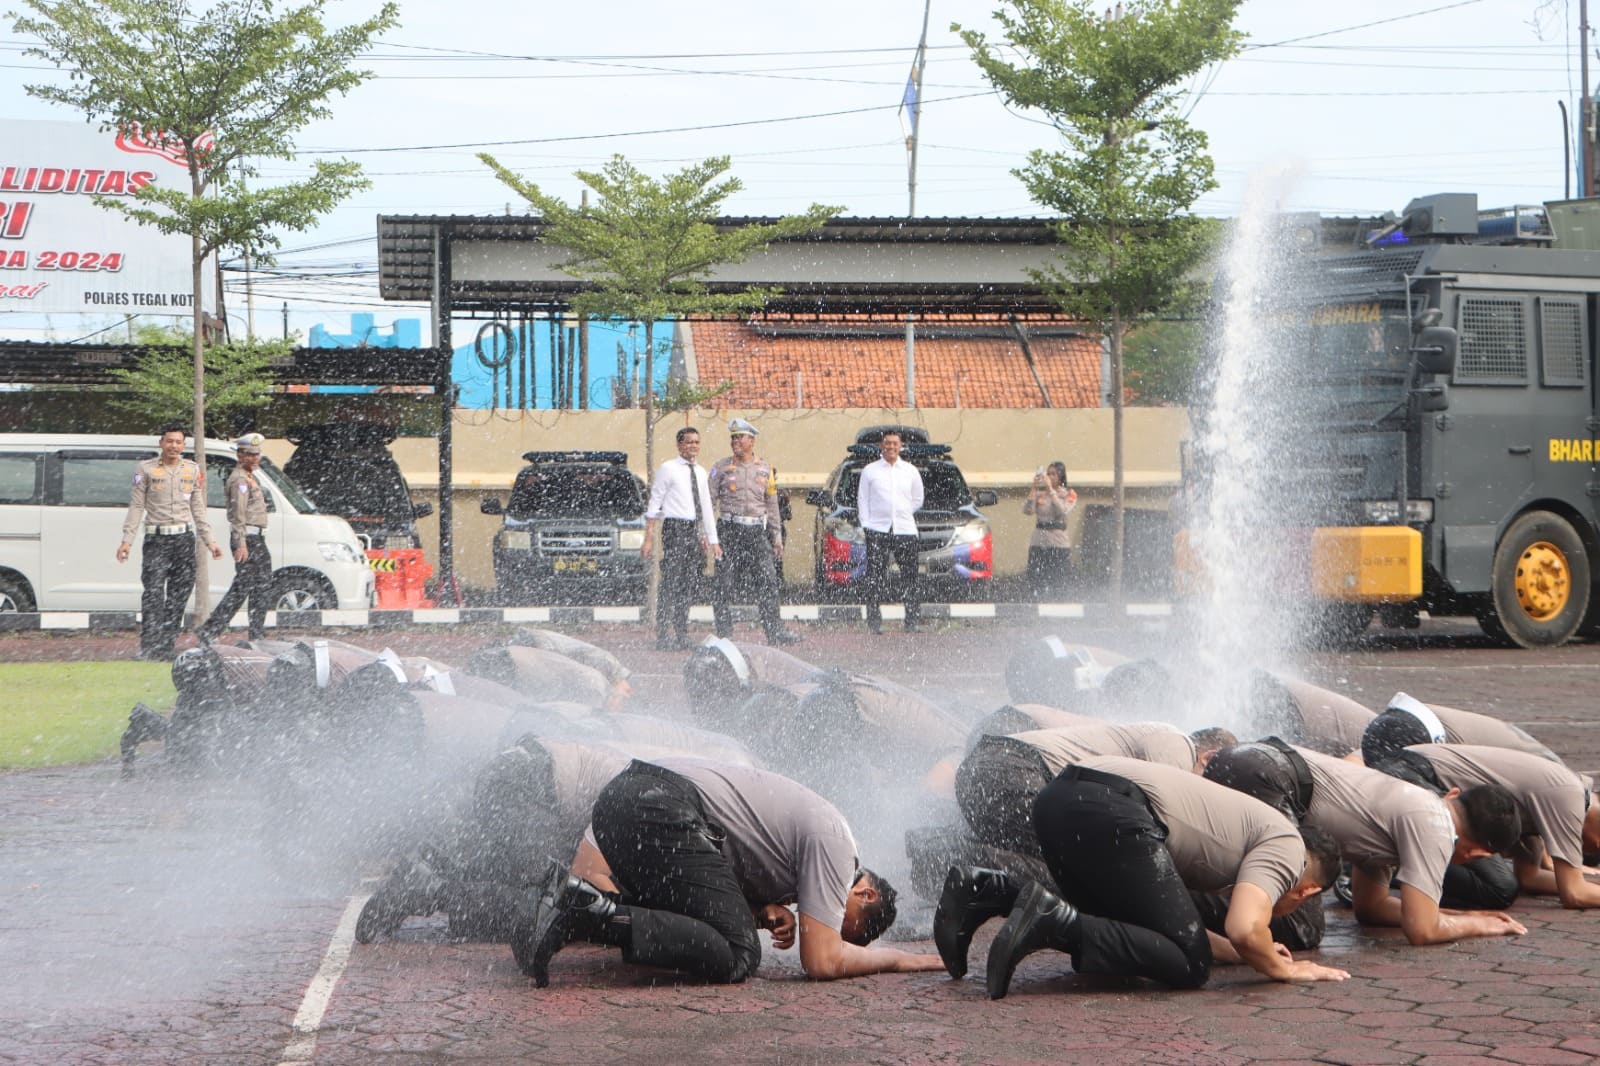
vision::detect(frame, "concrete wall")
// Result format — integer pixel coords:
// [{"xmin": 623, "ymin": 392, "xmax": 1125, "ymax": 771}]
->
[{"xmin": 268, "ymin": 407, "xmax": 1191, "ymax": 592}]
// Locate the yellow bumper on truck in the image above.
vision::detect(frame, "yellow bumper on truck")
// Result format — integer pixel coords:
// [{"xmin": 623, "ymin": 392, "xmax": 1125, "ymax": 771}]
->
[
  {"xmin": 1309, "ymin": 526, "xmax": 1421, "ymax": 602},
  {"xmin": 1174, "ymin": 525, "xmax": 1421, "ymax": 601}
]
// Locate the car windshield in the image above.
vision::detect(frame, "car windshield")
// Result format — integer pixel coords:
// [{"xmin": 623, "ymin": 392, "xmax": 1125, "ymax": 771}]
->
[
  {"xmin": 835, "ymin": 460, "xmax": 972, "ymax": 510},
  {"xmin": 285, "ymin": 453, "xmax": 412, "ymax": 523},
  {"xmin": 257, "ymin": 456, "xmax": 317, "ymax": 514},
  {"xmin": 509, "ymin": 464, "xmax": 644, "ymax": 519}
]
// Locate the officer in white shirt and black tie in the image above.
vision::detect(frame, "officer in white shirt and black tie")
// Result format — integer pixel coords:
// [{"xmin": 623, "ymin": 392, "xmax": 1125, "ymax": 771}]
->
[
  {"xmin": 857, "ymin": 429, "xmax": 925, "ymax": 634},
  {"xmin": 643, "ymin": 426, "xmax": 721, "ymax": 650}
]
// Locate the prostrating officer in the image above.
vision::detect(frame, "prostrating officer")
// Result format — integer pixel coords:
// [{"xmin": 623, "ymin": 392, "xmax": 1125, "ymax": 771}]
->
[
  {"xmin": 116, "ymin": 422, "xmax": 223, "ymax": 660},
  {"xmin": 709, "ymin": 418, "xmax": 801, "ymax": 646},
  {"xmin": 199, "ymin": 433, "xmax": 272, "ymax": 643}
]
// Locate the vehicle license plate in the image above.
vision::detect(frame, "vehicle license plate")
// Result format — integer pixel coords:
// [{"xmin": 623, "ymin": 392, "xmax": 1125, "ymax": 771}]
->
[{"xmin": 555, "ymin": 558, "xmax": 598, "ymax": 573}]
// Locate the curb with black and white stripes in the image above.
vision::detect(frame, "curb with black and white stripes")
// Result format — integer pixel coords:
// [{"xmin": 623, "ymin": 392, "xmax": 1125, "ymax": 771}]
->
[{"xmin": 0, "ymin": 602, "xmax": 1175, "ymax": 632}]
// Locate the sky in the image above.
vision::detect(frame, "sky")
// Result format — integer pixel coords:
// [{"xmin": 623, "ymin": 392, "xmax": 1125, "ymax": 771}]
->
[{"xmin": 0, "ymin": 0, "xmax": 1583, "ymax": 340}]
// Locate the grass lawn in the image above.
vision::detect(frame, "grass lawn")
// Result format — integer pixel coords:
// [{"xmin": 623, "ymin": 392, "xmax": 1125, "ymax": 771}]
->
[{"xmin": 0, "ymin": 662, "xmax": 175, "ymax": 770}]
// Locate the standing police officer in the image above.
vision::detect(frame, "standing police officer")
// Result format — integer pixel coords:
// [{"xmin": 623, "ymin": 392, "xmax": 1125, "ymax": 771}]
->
[
  {"xmin": 199, "ymin": 433, "xmax": 272, "ymax": 643},
  {"xmin": 709, "ymin": 418, "xmax": 800, "ymax": 646},
  {"xmin": 117, "ymin": 422, "xmax": 222, "ymax": 660}
]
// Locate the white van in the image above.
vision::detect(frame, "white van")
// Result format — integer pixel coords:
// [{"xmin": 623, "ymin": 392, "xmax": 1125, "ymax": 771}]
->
[{"xmin": 0, "ymin": 434, "xmax": 375, "ymax": 613}]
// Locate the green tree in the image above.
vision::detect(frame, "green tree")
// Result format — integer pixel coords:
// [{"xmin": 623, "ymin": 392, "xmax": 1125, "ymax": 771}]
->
[
  {"xmin": 482, "ymin": 153, "xmax": 836, "ymax": 615},
  {"xmin": 108, "ymin": 322, "xmax": 288, "ymax": 431},
  {"xmin": 1123, "ymin": 318, "xmax": 1204, "ymax": 405},
  {"xmin": 480, "ymin": 152, "xmax": 838, "ymax": 477},
  {"xmin": 15, "ymin": 0, "xmax": 398, "ymax": 609},
  {"xmin": 958, "ymin": 0, "xmax": 1242, "ymax": 606}
]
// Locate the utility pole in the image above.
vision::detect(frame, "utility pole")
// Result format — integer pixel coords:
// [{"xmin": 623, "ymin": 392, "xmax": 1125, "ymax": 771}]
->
[{"xmin": 1584, "ymin": 0, "xmax": 1593, "ymax": 196}]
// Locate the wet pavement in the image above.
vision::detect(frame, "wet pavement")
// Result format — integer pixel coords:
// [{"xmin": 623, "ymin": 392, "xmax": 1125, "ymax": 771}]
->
[{"xmin": 2, "ymin": 615, "xmax": 1599, "ymax": 1065}]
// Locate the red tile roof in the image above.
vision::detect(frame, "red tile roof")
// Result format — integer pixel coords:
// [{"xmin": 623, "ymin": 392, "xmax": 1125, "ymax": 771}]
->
[{"xmin": 688, "ymin": 317, "xmax": 1102, "ymax": 409}]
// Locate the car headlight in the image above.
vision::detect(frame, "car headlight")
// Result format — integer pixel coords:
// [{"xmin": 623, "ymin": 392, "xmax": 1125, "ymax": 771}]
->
[
  {"xmin": 618, "ymin": 528, "xmax": 646, "ymax": 551},
  {"xmin": 951, "ymin": 519, "xmax": 990, "ymax": 546},
  {"xmin": 499, "ymin": 530, "xmax": 533, "ymax": 551},
  {"xmin": 319, "ymin": 540, "xmax": 364, "ymax": 564},
  {"xmin": 824, "ymin": 516, "xmax": 866, "ymax": 544},
  {"xmin": 1360, "ymin": 499, "xmax": 1433, "ymax": 524}
]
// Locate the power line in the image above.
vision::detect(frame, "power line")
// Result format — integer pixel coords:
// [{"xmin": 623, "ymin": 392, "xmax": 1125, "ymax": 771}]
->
[
  {"xmin": 1247, "ymin": 0, "xmax": 1488, "ymax": 49},
  {"xmin": 296, "ymin": 91, "xmax": 996, "ymax": 155}
]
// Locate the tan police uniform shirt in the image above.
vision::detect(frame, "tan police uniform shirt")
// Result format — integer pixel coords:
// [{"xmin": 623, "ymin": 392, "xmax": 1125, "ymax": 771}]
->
[
  {"xmin": 1296, "ymin": 746, "xmax": 1454, "ymax": 902},
  {"xmin": 120, "ymin": 456, "xmax": 215, "ymax": 547},
  {"xmin": 1014, "ymin": 722, "xmax": 1196, "ymax": 776},
  {"xmin": 225, "ymin": 466, "xmax": 268, "ymax": 543},
  {"xmin": 1427, "ymin": 703, "xmax": 1562, "ymax": 763},
  {"xmin": 1077, "ymin": 755, "xmax": 1305, "ymax": 901},
  {"xmin": 1280, "ymin": 678, "xmax": 1376, "ymax": 757},
  {"xmin": 708, "ymin": 455, "xmax": 783, "ymax": 542},
  {"xmin": 1408, "ymin": 743, "xmax": 1588, "ymax": 870},
  {"xmin": 1023, "ymin": 484, "xmax": 1074, "ymax": 550}
]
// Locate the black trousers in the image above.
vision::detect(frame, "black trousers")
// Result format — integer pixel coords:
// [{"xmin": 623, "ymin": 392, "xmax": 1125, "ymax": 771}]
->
[
  {"xmin": 1026, "ymin": 545, "xmax": 1072, "ymax": 599},
  {"xmin": 1191, "ymin": 888, "xmax": 1325, "ymax": 951},
  {"xmin": 656, "ymin": 519, "xmax": 704, "ymax": 641},
  {"xmin": 712, "ymin": 522, "xmax": 782, "ymax": 639},
  {"xmin": 200, "ymin": 534, "xmax": 271, "ymax": 640},
  {"xmin": 954, "ymin": 735, "xmax": 1052, "ymax": 857},
  {"xmin": 140, "ymin": 532, "xmax": 196, "ymax": 657},
  {"xmin": 1033, "ymin": 766, "xmax": 1212, "ymax": 989},
  {"xmin": 1441, "ymin": 857, "xmax": 1519, "ymax": 910},
  {"xmin": 1201, "ymin": 741, "xmax": 1312, "ymax": 822},
  {"xmin": 592, "ymin": 761, "xmax": 761, "ymax": 983},
  {"xmin": 863, "ymin": 528, "xmax": 921, "ymax": 628}
]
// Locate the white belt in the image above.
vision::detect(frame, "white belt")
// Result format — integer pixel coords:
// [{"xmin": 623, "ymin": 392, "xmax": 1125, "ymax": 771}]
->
[
  {"xmin": 244, "ymin": 525, "xmax": 265, "ymax": 536},
  {"xmin": 724, "ymin": 515, "xmax": 767, "ymax": 528},
  {"xmin": 145, "ymin": 523, "xmax": 192, "ymax": 536}
]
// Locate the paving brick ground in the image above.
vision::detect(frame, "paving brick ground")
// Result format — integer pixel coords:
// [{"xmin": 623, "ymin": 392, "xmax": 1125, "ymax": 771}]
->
[{"xmin": 2, "ymin": 616, "xmax": 1598, "ymax": 1065}]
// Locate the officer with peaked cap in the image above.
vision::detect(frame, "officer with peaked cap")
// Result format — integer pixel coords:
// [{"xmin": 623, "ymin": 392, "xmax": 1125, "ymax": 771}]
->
[
  {"xmin": 199, "ymin": 433, "xmax": 273, "ymax": 642},
  {"xmin": 709, "ymin": 418, "xmax": 800, "ymax": 646},
  {"xmin": 117, "ymin": 421, "xmax": 223, "ymax": 660}
]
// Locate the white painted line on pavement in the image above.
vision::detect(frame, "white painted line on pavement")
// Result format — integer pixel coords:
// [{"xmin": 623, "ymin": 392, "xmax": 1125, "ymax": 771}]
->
[
  {"xmin": 949, "ymin": 603, "xmax": 997, "ymax": 618},
  {"xmin": 1038, "ymin": 604, "xmax": 1086, "ymax": 618},
  {"xmin": 276, "ymin": 893, "xmax": 367, "ymax": 1066},
  {"xmin": 40, "ymin": 612, "xmax": 90, "ymax": 629},
  {"xmin": 592, "ymin": 606, "xmax": 643, "ymax": 622}
]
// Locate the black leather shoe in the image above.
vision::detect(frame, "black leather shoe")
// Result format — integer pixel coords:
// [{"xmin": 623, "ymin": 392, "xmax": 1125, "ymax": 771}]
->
[
  {"xmin": 986, "ymin": 880, "xmax": 1080, "ymax": 1000},
  {"xmin": 933, "ymin": 866, "xmax": 1019, "ymax": 979},
  {"xmin": 768, "ymin": 629, "xmax": 803, "ymax": 646},
  {"xmin": 512, "ymin": 867, "xmax": 626, "ymax": 986},
  {"xmin": 356, "ymin": 856, "xmax": 447, "ymax": 944},
  {"xmin": 904, "ymin": 621, "xmax": 922, "ymax": 634}
]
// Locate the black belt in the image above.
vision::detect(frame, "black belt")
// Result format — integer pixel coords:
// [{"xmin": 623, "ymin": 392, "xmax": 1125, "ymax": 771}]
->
[
  {"xmin": 622, "ymin": 760, "xmax": 726, "ymax": 847},
  {"xmin": 662, "ymin": 517, "xmax": 698, "ymax": 524},
  {"xmin": 1258, "ymin": 736, "xmax": 1315, "ymax": 817},
  {"xmin": 1060, "ymin": 764, "xmax": 1152, "ymax": 807},
  {"xmin": 1035, "ymin": 521, "xmax": 1067, "ymax": 531}
]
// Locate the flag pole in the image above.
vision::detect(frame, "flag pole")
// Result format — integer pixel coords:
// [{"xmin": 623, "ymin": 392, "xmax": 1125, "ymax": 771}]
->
[{"xmin": 906, "ymin": 0, "xmax": 932, "ymax": 216}]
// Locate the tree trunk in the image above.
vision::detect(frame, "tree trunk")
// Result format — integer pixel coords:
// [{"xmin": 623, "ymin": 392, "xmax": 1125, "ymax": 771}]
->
[
  {"xmin": 642, "ymin": 318, "xmax": 660, "ymax": 630},
  {"xmin": 1109, "ymin": 314, "xmax": 1125, "ymax": 613},
  {"xmin": 190, "ymin": 201, "xmax": 210, "ymax": 621}
]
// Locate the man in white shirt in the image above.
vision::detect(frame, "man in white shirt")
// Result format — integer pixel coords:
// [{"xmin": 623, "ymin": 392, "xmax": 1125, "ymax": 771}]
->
[
  {"xmin": 643, "ymin": 427, "xmax": 720, "ymax": 650},
  {"xmin": 856, "ymin": 430, "xmax": 925, "ymax": 634}
]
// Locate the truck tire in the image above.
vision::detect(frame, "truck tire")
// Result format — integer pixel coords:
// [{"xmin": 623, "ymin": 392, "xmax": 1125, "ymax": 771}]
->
[
  {"xmin": 1487, "ymin": 510, "xmax": 1591, "ymax": 648},
  {"xmin": 271, "ymin": 572, "xmax": 336, "ymax": 612},
  {"xmin": 0, "ymin": 572, "xmax": 35, "ymax": 613},
  {"xmin": 1307, "ymin": 603, "xmax": 1374, "ymax": 647}
]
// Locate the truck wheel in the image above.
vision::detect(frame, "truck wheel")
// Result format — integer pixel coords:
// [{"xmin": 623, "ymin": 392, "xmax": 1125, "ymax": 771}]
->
[
  {"xmin": 0, "ymin": 572, "xmax": 34, "ymax": 613},
  {"xmin": 1307, "ymin": 603, "xmax": 1374, "ymax": 647},
  {"xmin": 271, "ymin": 573, "xmax": 336, "ymax": 612},
  {"xmin": 1488, "ymin": 510, "xmax": 1591, "ymax": 648}
]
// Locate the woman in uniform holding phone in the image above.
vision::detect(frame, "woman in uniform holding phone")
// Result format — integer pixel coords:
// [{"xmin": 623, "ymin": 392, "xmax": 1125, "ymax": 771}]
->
[{"xmin": 1023, "ymin": 460, "xmax": 1076, "ymax": 600}]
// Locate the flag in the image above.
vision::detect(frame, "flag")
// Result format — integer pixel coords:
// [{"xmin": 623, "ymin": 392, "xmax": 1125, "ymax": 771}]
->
[{"xmin": 898, "ymin": 56, "xmax": 922, "ymax": 140}]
